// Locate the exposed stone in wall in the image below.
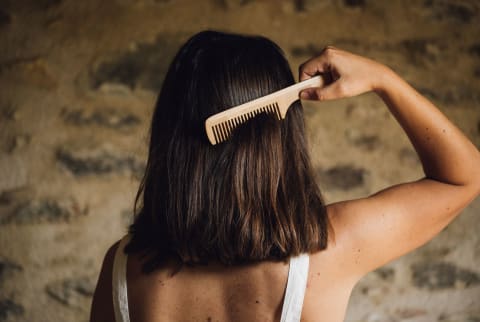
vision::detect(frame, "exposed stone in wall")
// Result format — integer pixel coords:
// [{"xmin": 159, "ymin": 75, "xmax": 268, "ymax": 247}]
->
[
  {"xmin": 416, "ymin": 245, "xmax": 452, "ymax": 260},
  {"xmin": 400, "ymin": 38, "xmax": 444, "ymax": 66},
  {"xmin": 0, "ymin": 257, "xmax": 22, "ymax": 286},
  {"xmin": 0, "ymin": 155, "xmax": 28, "ymax": 194},
  {"xmin": 56, "ymin": 144, "xmax": 145, "ymax": 177},
  {"xmin": 213, "ymin": 0, "xmax": 254, "ymax": 10},
  {"xmin": 398, "ymin": 147, "xmax": 420, "ymax": 166},
  {"xmin": 0, "ymin": 299, "xmax": 24, "ymax": 322},
  {"xmin": 26, "ymin": 0, "xmax": 63, "ymax": 11},
  {"xmin": 0, "ymin": 198, "xmax": 84, "ymax": 225},
  {"xmin": 468, "ymin": 43, "xmax": 480, "ymax": 57},
  {"xmin": 411, "ymin": 261, "xmax": 480, "ymax": 290},
  {"xmin": 318, "ymin": 165, "xmax": 366, "ymax": 190},
  {"xmin": 414, "ymin": 83, "xmax": 480, "ymax": 106},
  {"xmin": 345, "ymin": 129, "xmax": 380, "ymax": 151},
  {"xmin": 475, "ymin": 68, "xmax": 480, "ymax": 79},
  {"xmin": 62, "ymin": 107, "xmax": 141, "ymax": 130},
  {"xmin": 292, "ymin": 0, "xmax": 365, "ymax": 12},
  {"xmin": 290, "ymin": 44, "xmax": 323, "ymax": 58},
  {"xmin": 0, "ymin": 104, "xmax": 17, "ymax": 121},
  {"xmin": 373, "ymin": 267, "xmax": 395, "ymax": 282},
  {"xmin": 45, "ymin": 276, "xmax": 96, "ymax": 307},
  {"xmin": 90, "ymin": 34, "xmax": 184, "ymax": 91},
  {"xmin": 439, "ymin": 314, "xmax": 480, "ymax": 322},
  {"xmin": 343, "ymin": 0, "xmax": 365, "ymax": 8},
  {"xmin": 0, "ymin": 58, "xmax": 58, "ymax": 90},
  {"xmin": 117, "ymin": 0, "xmax": 172, "ymax": 4},
  {"xmin": 394, "ymin": 308, "xmax": 428, "ymax": 320},
  {"xmin": 0, "ymin": 10, "xmax": 11, "ymax": 28},
  {"xmin": 7, "ymin": 135, "xmax": 31, "ymax": 153},
  {"xmin": 423, "ymin": 0, "xmax": 478, "ymax": 23}
]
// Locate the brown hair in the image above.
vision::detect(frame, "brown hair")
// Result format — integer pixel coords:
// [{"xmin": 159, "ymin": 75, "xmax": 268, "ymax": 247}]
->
[{"xmin": 125, "ymin": 31, "xmax": 328, "ymax": 272}]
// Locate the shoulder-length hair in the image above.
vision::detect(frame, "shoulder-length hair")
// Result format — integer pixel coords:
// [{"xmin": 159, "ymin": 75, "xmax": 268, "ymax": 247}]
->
[{"xmin": 125, "ymin": 30, "xmax": 328, "ymax": 271}]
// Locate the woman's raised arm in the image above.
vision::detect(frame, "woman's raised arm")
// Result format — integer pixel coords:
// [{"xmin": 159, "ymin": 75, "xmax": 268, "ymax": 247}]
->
[{"xmin": 299, "ymin": 46, "xmax": 480, "ymax": 277}]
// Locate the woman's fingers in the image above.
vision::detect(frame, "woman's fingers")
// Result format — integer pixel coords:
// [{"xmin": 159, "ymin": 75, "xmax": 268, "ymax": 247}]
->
[
  {"xmin": 299, "ymin": 88, "xmax": 318, "ymax": 100},
  {"xmin": 299, "ymin": 47, "xmax": 345, "ymax": 100},
  {"xmin": 299, "ymin": 46, "xmax": 388, "ymax": 100},
  {"xmin": 298, "ymin": 47, "xmax": 336, "ymax": 81},
  {"xmin": 298, "ymin": 58, "xmax": 328, "ymax": 81},
  {"xmin": 300, "ymin": 82, "xmax": 343, "ymax": 101}
]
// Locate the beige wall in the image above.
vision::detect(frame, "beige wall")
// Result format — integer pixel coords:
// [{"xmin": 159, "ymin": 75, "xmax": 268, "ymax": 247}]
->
[{"xmin": 0, "ymin": 0, "xmax": 479, "ymax": 321}]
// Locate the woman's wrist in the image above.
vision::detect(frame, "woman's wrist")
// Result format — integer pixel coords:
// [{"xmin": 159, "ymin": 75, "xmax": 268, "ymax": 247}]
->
[{"xmin": 372, "ymin": 65, "xmax": 401, "ymax": 97}]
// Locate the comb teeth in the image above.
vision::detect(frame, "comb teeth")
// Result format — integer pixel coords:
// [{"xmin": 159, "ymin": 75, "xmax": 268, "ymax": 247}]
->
[
  {"xmin": 205, "ymin": 76, "xmax": 323, "ymax": 145},
  {"xmin": 211, "ymin": 102, "xmax": 281, "ymax": 144}
]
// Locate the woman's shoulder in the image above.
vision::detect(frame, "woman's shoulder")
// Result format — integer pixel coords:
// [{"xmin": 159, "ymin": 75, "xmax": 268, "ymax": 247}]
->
[{"xmin": 89, "ymin": 239, "xmax": 121, "ymax": 322}]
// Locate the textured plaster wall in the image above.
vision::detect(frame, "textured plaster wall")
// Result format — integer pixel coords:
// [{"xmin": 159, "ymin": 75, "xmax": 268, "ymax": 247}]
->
[{"xmin": 0, "ymin": 0, "xmax": 479, "ymax": 321}]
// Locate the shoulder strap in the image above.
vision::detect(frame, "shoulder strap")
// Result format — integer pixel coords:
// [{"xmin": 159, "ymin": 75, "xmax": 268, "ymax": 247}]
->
[
  {"xmin": 112, "ymin": 235, "xmax": 131, "ymax": 322},
  {"xmin": 280, "ymin": 254, "xmax": 310, "ymax": 322}
]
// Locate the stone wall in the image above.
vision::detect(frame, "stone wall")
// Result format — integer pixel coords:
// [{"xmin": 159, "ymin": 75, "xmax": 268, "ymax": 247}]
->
[{"xmin": 0, "ymin": 0, "xmax": 479, "ymax": 321}]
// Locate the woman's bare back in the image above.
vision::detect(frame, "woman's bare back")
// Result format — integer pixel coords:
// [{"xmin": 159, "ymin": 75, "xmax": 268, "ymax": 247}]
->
[
  {"xmin": 92, "ymin": 228, "xmax": 357, "ymax": 322},
  {"xmin": 127, "ymin": 251, "xmax": 289, "ymax": 322}
]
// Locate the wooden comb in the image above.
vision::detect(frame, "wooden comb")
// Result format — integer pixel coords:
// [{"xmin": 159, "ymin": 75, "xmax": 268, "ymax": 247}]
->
[{"xmin": 205, "ymin": 76, "xmax": 323, "ymax": 145}]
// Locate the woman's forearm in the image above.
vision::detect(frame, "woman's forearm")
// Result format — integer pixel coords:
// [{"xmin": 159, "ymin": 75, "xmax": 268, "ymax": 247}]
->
[{"xmin": 375, "ymin": 68, "xmax": 480, "ymax": 188}]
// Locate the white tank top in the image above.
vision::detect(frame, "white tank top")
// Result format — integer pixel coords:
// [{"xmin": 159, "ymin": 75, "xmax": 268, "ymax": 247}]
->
[{"xmin": 112, "ymin": 235, "xmax": 309, "ymax": 322}]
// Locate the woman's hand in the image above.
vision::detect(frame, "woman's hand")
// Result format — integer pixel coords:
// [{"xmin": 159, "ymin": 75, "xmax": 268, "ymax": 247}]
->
[{"xmin": 298, "ymin": 46, "xmax": 392, "ymax": 100}]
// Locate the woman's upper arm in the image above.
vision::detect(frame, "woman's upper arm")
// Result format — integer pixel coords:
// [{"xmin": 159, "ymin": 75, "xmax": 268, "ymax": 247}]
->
[
  {"xmin": 90, "ymin": 241, "xmax": 120, "ymax": 322},
  {"xmin": 327, "ymin": 178, "xmax": 479, "ymax": 278}
]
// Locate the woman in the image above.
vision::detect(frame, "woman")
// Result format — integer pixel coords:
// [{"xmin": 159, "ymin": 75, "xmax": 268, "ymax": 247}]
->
[{"xmin": 90, "ymin": 31, "xmax": 480, "ymax": 322}]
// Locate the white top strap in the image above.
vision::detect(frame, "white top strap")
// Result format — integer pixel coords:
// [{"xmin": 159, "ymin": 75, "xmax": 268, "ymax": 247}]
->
[
  {"xmin": 280, "ymin": 254, "xmax": 310, "ymax": 322},
  {"xmin": 112, "ymin": 235, "xmax": 131, "ymax": 322}
]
